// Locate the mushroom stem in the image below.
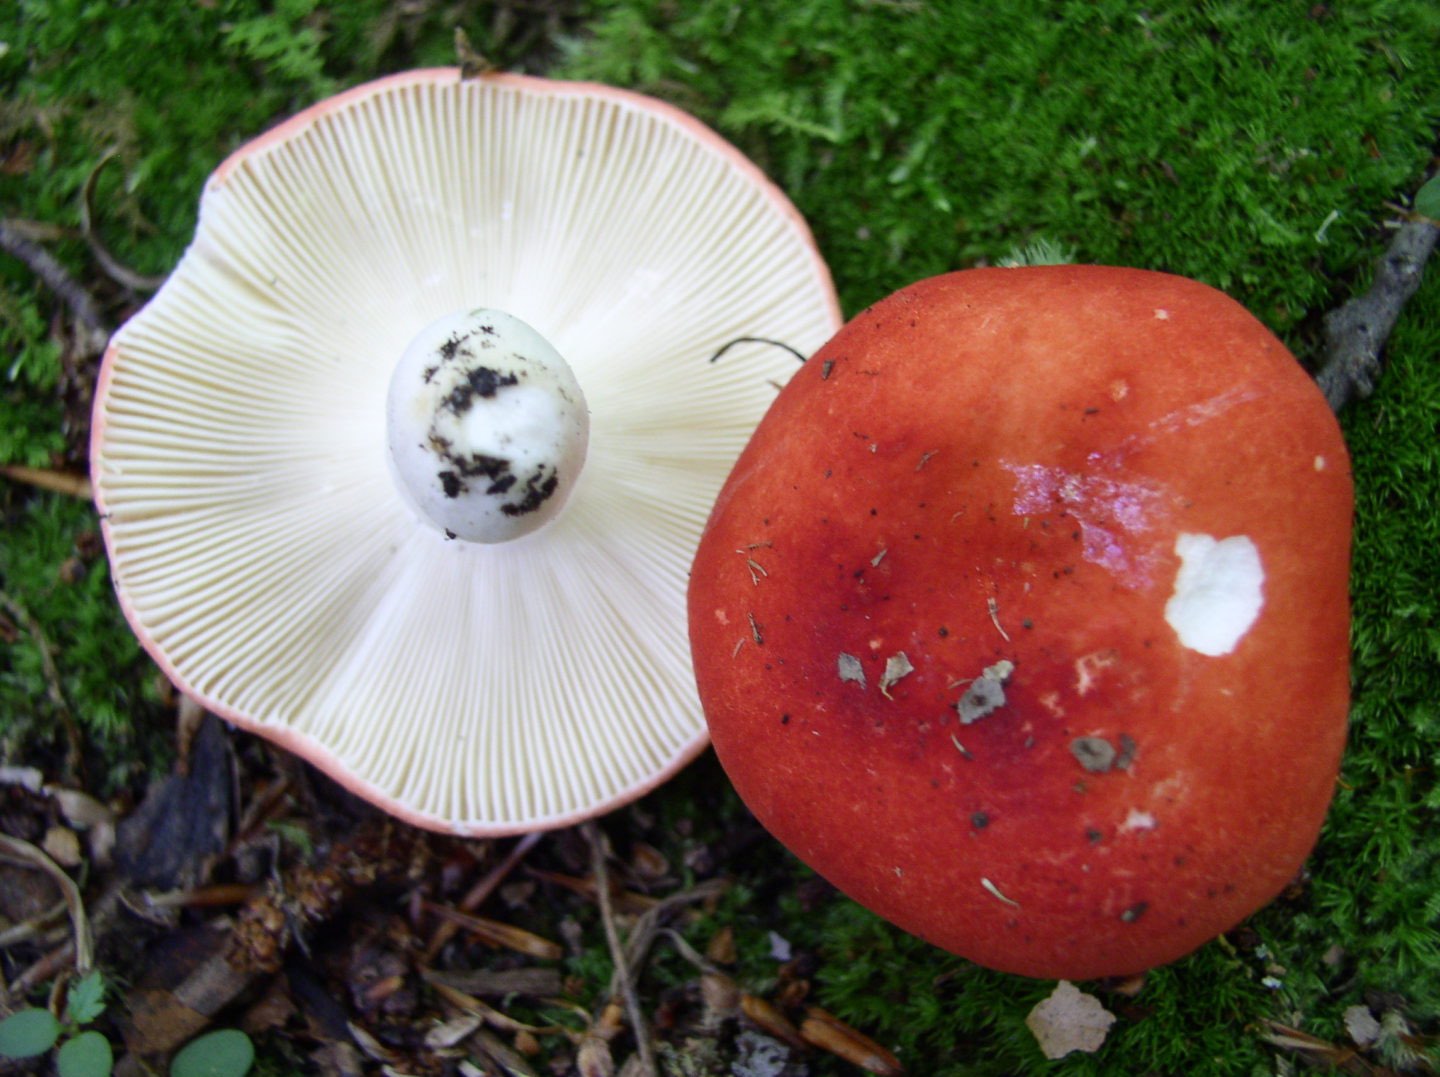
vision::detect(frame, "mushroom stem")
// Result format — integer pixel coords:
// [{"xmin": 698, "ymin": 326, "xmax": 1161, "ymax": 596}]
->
[{"xmin": 386, "ymin": 308, "xmax": 590, "ymax": 543}]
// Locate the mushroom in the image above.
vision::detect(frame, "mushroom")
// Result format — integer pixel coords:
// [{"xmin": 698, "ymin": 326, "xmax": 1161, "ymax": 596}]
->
[
  {"xmin": 91, "ymin": 70, "xmax": 841, "ymax": 835},
  {"xmin": 688, "ymin": 265, "xmax": 1351, "ymax": 979}
]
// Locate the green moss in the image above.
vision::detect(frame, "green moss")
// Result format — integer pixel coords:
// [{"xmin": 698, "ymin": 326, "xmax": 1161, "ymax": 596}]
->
[
  {"xmin": 560, "ymin": 0, "xmax": 1439, "ymax": 329},
  {"xmin": 0, "ymin": 493, "xmax": 166, "ymax": 790},
  {"xmin": 1304, "ymin": 268, "xmax": 1440, "ymax": 1014}
]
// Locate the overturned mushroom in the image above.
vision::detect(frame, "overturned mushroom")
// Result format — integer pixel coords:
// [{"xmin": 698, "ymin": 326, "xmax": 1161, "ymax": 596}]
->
[
  {"xmin": 91, "ymin": 70, "xmax": 841, "ymax": 835},
  {"xmin": 689, "ymin": 266, "xmax": 1351, "ymax": 978}
]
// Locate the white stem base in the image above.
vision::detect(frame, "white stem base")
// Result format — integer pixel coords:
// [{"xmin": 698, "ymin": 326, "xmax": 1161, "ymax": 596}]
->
[{"xmin": 386, "ymin": 309, "xmax": 590, "ymax": 543}]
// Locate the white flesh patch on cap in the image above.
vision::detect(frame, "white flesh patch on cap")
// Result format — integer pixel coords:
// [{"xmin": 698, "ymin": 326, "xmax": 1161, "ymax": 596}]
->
[
  {"xmin": 1164, "ymin": 533, "xmax": 1264, "ymax": 656},
  {"xmin": 1120, "ymin": 809, "xmax": 1157, "ymax": 832},
  {"xmin": 387, "ymin": 308, "xmax": 590, "ymax": 543}
]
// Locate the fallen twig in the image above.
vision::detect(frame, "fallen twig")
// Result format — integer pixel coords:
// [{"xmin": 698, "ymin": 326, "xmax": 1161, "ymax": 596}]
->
[
  {"xmin": 425, "ymin": 830, "xmax": 541, "ymax": 960},
  {"xmin": 422, "ymin": 901, "xmax": 564, "ymax": 960},
  {"xmin": 0, "ymin": 218, "xmax": 110, "ymax": 351},
  {"xmin": 4, "ymin": 939, "xmax": 77, "ymax": 1002},
  {"xmin": 739, "ymin": 994, "xmax": 807, "ymax": 1051},
  {"xmin": 80, "ymin": 150, "xmax": 168, "ymax": 294},
  {"xmin": 136, "ymin": 884, "xmax": 258, "ymax": 911},
  {"xmin": 1, "ymin": 218, "xmax": 72, "ymax": 244},
  {"xmin": 525, "ymin": 866, "xmax": 660, "ymax": 914},
  {"xmin": 1259, "ymin": 1019, "xmax": 1385, "ymax": 1075},
  {"xmin": 422, "ymin": 966, "xmax": 563, "ymax": 999},
  {"xmin": 1317, "ymin": 214, "xmax": 1439, "ymax": 412},
  {"xmin": 424, "ymin": 975, "xmax": 563, "ymax": 1038},
  {"xmin": 473, "ymin": 1028, "xmax": 542, "ymax": 1077},
  {"xmin": 120, "ymin": 820, "xmax": 431, "ymax": 1057},
  {"xmin": 0, "ymin": 833, "xmax": 93, "ymax": 993},
  {"xmin": 800, "ymin": 1007, "xmax": 905, "ymax": 1076},
  {"xmin": 454, "ymin": 27, "xmax": 497, "ymax": 79},
  {"xmin": 0, "ymin": 465, "xmax": 94, "ymax": 500},
  {"xmin": 582, "ymin": 820, "xmax": 658, "ymax": 1077},
  {"xmin": 0, "ymin": 898, "xmax": 71, "ymax": 950},
  {"xmin": 610, "ymin": 877, "xmax": 730, "ymax": 989}
]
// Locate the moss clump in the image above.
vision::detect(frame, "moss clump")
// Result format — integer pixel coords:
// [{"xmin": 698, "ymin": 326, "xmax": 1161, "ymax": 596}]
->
[
  {"xmin": 0, "ymin": 493, "xmax": 165, "ymax": 790},
  {"xmin": 559, "ymin": 1, "xmax": 1439, "ymax": 333}
]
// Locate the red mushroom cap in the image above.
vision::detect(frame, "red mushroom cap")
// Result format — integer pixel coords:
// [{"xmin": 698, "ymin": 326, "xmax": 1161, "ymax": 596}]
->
[{"xmin": 688, "ymin": 266, "xmax": 1352, "ymax": 979}]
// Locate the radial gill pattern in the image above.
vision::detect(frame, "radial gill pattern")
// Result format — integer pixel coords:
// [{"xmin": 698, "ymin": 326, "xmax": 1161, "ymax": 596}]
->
[{"xmin": 92, "ymin": 70, "xmax": 841, "ymax": 834}]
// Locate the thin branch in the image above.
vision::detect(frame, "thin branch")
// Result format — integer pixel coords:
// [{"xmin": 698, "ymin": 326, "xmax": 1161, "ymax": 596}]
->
[
  {"xmin": 0, "ymin": 897, "xmax": 70, "ymax": 949},
  {"xmin": 0, "ymin": 833, "xmax": 93, "ymax": 988},
  {"xmin": 708, "ymin": 335, "xmax": 809, "ymax": 365},
  {"xmin": 80, "ymin": 149, "xmax": 167, "ymax": 294},
  {"xmin": 582, "ymin": 820, "xmax": 657, "ymax": 1077},
  {"xmin": 612, "ymin": 877, "xmax": 730, "ymax": 978},
  {"xmin": 0, "ymin": 218, "xmax": 110, "ymax": 340},
  {"xmin": 425, "ymin": 831, "xmax": 542, "ymax": 960},
  {"xmin": 3, "ymin": 938, "xmax": 76, "ymax": 1003},
  {"xmin": 1316, "ymin": 216, "xmax": 1439, "ymax": 412},
  {"xmin": 0, "ymin": 464, "xmax": 94, "ymax": 500},
  {"xmin": 454, "ymin": 27, "xmax": 497, "ymax": 79}
]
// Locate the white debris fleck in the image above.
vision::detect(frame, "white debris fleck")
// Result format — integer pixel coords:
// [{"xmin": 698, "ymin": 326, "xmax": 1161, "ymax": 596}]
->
[
  {"xmin": 733, "ymin": 1030, "xmax": 791, "ymax": 1077},
  {"xmin": 767, "ymin": 931, "xmax": 793, "ymax": 961},
  {"xmin": 0, "ymin": 766, "xmax": 44, "ymax": 791},
  {"xmin": 1074, "ymin": 649, "xmax": 1118, "ymax": 696},
  {"xmin": 1344, "ymin": 1005, "xmax": 1381, "ymax": 1047},
  {"xmin": 987, "ymin": 597, "xmax": 1011, "ymax": 641},
  {"xmin": 980, "ymin": 876, "xmax": 1020, "ymax": 908},
  {"xmin": 879, "ymin": 651, "xmax": 914, "ymax": 697},
  {"xmin": 1120, "ymin": 809, "xmax": 1157, "ymax": 832},
  {"xmin": 958, "ymin": 660, "xmax": 1015, "ymax": 724},
  {"xmin": 837, "ymin": 652, "xmax": 866, "ymax": 688},
  {"xmin": 1164, "ymin": 533, "xmax": 1264, "ymax": 656},
  {"xmin": 1026, "ymin": 981, "xmax": 1117, "ymax": 1059}
]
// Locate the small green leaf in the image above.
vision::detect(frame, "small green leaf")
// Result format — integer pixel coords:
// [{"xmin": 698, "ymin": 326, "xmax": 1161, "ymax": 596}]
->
[
  {"xmin": 57, "ymin": 1030, "xmax": 114, "ymax": 1077},
  {"xmin": 265, "ymin": 820, "xmax": 314, "ymax": 856},
  {"xmin": 1415, "ymin": 175, "xmax": 1440, "ymax": 220},
  {"xmin": 65, "ymin": 970, "xmax": 108, "ymax": 1025},
  {"xmin": 0, "ymin": 1008, "xmax": 62, "ymax": 1058},
  {"xmin": 170, "ymin": 1029, "xmax": 256, "ymax": 1077}
]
